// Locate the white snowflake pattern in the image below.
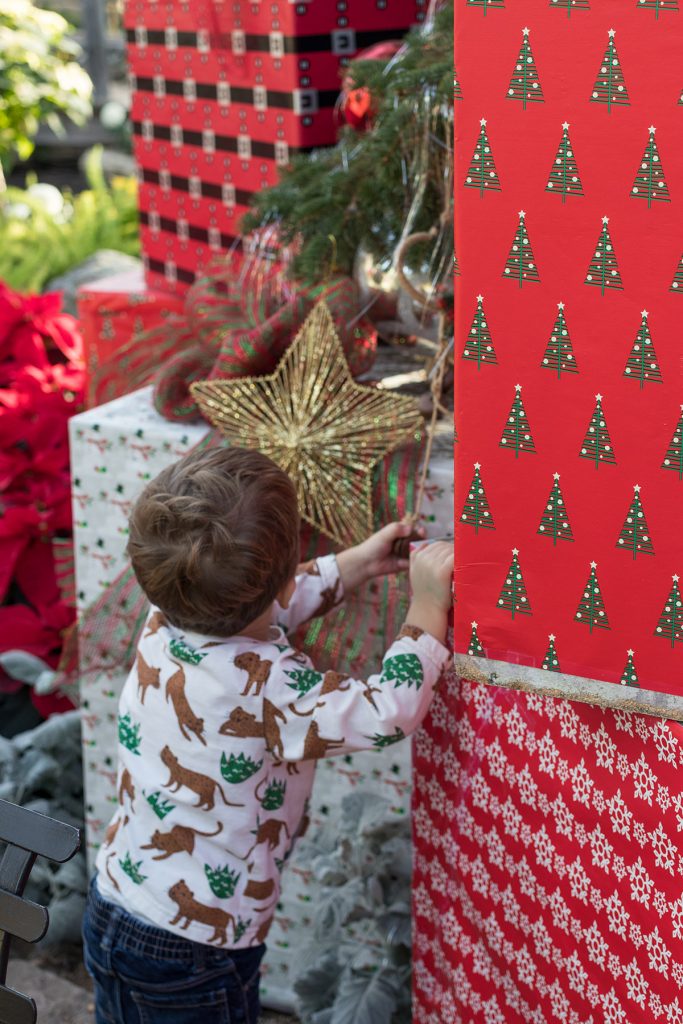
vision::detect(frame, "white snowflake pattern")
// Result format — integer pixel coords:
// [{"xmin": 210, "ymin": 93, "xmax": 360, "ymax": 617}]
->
[
  {"xmin": 650, "ymin": 823, "xmax": 676, "ymax": 873},
  {"xmin": 623, "ymin": 957, "xmax": 648, "ymax": 1007},
  {"xmin": 470, "ymin": 855, "xmax": 490, "ymax": 897},
  {"xmin": 557, "ymin": 758, "xmax": 570, "ymax": 784},
  {"xmin": 517, "ymin": 765, "xmax": 538, "ymax": 807},
  {"xmin": 672, "ymin": 961, "xmax": 683, "ymax": 986},
  {"xmin": 470, "ymin": 770, "xmax": 492, "ymax": 810},
  {"xmin": 554, "ymin": 853, "xmax": 567, "ymax": 878},
  {"xmin": 501, "ymin": 798, "xmax": 522, "ymax": 840},
  {"xmin": 414, "ymin": 882, "xmax": 432, "ymax": 919},
  {"xmin": 565, "ymin": 950, "xmax": 587, "ymax": 995},
  {"xmin": 472, "ymin": 938, "xmax": 491, "ymax": 979},
  {"xmin": 489, "ymin": 881, "xmax": 501, "ymax": 904},
  {"xmin": 550, "ymin": 887, "xmax": 571, "ymax": 932},
  {"xmin": 613, "ymin": 709, "xmax": 635, "ymax": 735},
  {"xmin": 533, "ymin": 826, "xmax": 555, "ymax": 870},
  {"xmin": 594, "ymin": 725, "xmax": 617, "ymax": 771},
  {"xmin": 483, "ymin": 995, "xmax": 505, "ymax": 1024},
  {"xmin": 558, "ymin": 702, "xmax": 579, "ymax": 741},
  {"xmin": 653, "ymin": 720, "xmax": 678, "ymax": 765},
  {"xmin": 549, "ymin": 979, "xmax": 570, "ymax": 1023},
  {"xmin": 671, "ymin": 896, "xmax": 683, "ymax": 939},
  {"xmin": 537, "ymin": 791, "xmax": 551, "ymax": 817},
  {"xmin": 629, "ymin": 856, "xmax": 654, "ymax": 907},
  {"xmin": 485, "ymin": 827, "xmax": 506, "ymax": 869},
  {"xmin": 486, "ymin": 738, "xmax": 507, "ymax": 779},
  {"xmin": 570, "ymin": 915, "xmax": 584, "ymax": 943},
  {"xmin": 616, "ymin": 752, "xmax": 630, "ymax": 779},
  {"xmin": 579, "ymin": 722, "xmax": 593, "ymax": 749},
  {"xmin": 635, "ymin": 715, "xmax": 650, "ymax": 743},
  {"xmin": 574, "ymin": 822, "xmax": 588, "ymax": 847},
  {"xmin": 589, "ymin": 887, "xmax": 603, "ymax": 913},
  {"xmin": 571, "ymin": 759, "xmax": 593, "ymax": 807},
  {"xmin": 632, "ymin": 753, "xmax": 656, "ymax": 804},
  {"xmin": 656, "ymin": 784, "xmax": 671, "ymax": 813},
  {"xmin": 532, "ymin": 916, "xmax": 552, "ymax": 962},
  {"xmin": 602, "ymin": 988, "xmax": 626, "ymax": 1024},
  {"xmin": 537, "ymin": 732, "xmax": 559, "ymax": 776},
  {"xmin": 586, "ymin": 982, "xmax": 600, "ymax": 1006},
  {"xmin": 551, "ymin": 793, "xmax": 574, "ymax": 838},
  {"xmin": 645, "ymin": 925, "xmax": 671, "ymax": 977},
  {"xmin": 483, "ymin": 912, "xmax": 504, "ymax": 955},
  {"xmin": 612, "ymin": 854, "xmax": 627, "ymax": 881},
  {"xmin": 501, "ymin": 886, "xmax": 520, "ymax": 929},
  {"xmin": 608, "ymin": 952, "xmax": 622, "ymax": 979},
  {"xmin": 607, "ymin": 789, "xmax": 632, "ymax": 838},
  {"xmin": 650, "ymin": 991, "xmax": 664, "ymax": 1018},
  {"xmin": 515, "ymin": 944, "xmax": 536, "ymax": 987},
  {"xmin": 605, "ymin": 890, "xmax": 629, "ymax": 937},
  {"xmin": 673, "ymin": 792, "xmax": 683, "ymax": 833},
  {"xmin": 633, "ymin": 820, "xmax": 649, "ymax": 847},
  {"xmin": 520, "ymin": 822, "xmax": 533, "ymax": 848},
  {"xmin": 492, "ymin": 703, "xmax": 504, "ymax": 728},
  {"xmin": 666, "ymin": 997, "xmax": 683, "ymax": 1024},
  {"xmin": 525, "ymin": 730, "xmax": 538, "ymax": 756},
  {"xmin": 544, "ymin": 696, "xmax": 558, "ymax": 720},
  {"xmin": 426, "ymin": 775, "xmax": 446, "ymax": 815},
  {"xmin": 455, "ymin": 715, "xmax": 476, "ymax": 753},
  {"xmin": 630, "ymin": 920, "xmax": 644, "ymax": 948},
  {"xmin": 592, "ymin": 788, "xmax": 606, "ymax": 815},
  {"xmin": 589, "ymin": 823, "xmax": 612, "ymax": 871},
  {"xmin": 585, "ymin": 920, "xmax": 608, "ymax": 967},
  {"xmin": 516, "ymin": 856, "xmax": 536, "ymax": 898},
  {"xmin": 489, "ymin": 793, "xmax": 501, "ymax": 819}
]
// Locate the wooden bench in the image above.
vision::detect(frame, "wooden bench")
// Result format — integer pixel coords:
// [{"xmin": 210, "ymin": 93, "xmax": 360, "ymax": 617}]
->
[{"xmin": 0, "ymin": 799, "xmax": 81, "ymax": 1024}]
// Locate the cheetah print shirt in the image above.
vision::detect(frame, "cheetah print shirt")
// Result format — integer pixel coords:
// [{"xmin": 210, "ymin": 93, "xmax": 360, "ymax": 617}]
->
[{"xmin": 96, "ymin": 554, "xmax": 450, "ymax": 949}]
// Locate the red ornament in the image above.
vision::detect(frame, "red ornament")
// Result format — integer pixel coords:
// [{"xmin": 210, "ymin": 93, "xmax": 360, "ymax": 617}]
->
[{"xmin": 338, "ymin": 40, "xmax": 403, "ymax": 132}]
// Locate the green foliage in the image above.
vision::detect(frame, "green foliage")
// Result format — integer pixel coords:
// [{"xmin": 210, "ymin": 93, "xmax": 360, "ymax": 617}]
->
[
  {"xmin": 220, "ymin": 752, "xmax": 263, "ymax": 784},
  {"xmin": 0, "ymin": 1, "xmax": 92, "ymax": 172},
  {"xmin": 260, "ymin": 779, "xmax": 286, "ymax": 810},
  {"xmin": 0, "ymin": 147, "xmax": 140, "ymax": 293},
  {"xmin": 365, "ymin": 727, "xmax": 406, "ymax": 750},
  {"xmin": 145, "ymin": 790, "xmax": 174, "ymax": 819},
  {"xmin": 379, "ymin": 653, "xmax": 423, "ymax": 690},
  {"xmin": 118, "ymin": 713, "xmax": 141, "ymax": 754},
  {"xmin": 169, "ymin": 637, "xmax": 207, "ymax": 665},
  {"xmin": 242, "ymin": 2, "xmax": 453, "ymax": 283},
  {"xmin": 119, "ymin": 853, "xmax": 147, "ymax": 885},
  {"xmin": 285, "ymin": 668, "xmax": 324, "ymax": 695},
  {"xmin": 204, "ymin": 863, "xmax": 240, "ymax": 899},
  {"xmin": 234, "ymin": 917, "xmax": 252, "ymax": 943}
]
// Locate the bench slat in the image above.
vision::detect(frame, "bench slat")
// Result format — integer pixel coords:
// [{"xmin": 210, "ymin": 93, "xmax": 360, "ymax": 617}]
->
[
  {"xmin": 0, "ymin": 984, "xmax": 36, "ymax": 1024},
  {"xmin": 0, "ymin": 890, "xmax": 48, "ymax": 944},
  {"xmin": 0, "ymin": 800, "xmax": 80, "ymax": 863}
]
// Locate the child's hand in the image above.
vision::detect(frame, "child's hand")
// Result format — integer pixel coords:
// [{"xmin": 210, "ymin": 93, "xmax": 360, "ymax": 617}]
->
[
  {"xmin": 335, "ymin": 522, "xmax": 424, "ymax": 592},
  {"xmin": 404, "ymin": 541, "xmax": 454, "ymax": 644}
]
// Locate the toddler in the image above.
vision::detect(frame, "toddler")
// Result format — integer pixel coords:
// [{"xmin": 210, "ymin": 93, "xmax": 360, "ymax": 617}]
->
[{"xmin": 82, "ymin": 445, "xmax": 452, "ymax": 1023}]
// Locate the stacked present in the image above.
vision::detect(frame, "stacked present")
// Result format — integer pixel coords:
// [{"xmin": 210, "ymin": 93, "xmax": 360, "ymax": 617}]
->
[{"xmin": 124, "ymin": 0, "xmax": 427, "ymax": 292}]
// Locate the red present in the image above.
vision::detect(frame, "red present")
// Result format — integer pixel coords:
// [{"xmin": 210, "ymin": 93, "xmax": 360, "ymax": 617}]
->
[
  {"xmin": 76, "ymin": 269, "xmax": 184, "ymax": 406},
  {"xmin": 124, "ymin": 0, "xmax": 425, "ymax": 293}
]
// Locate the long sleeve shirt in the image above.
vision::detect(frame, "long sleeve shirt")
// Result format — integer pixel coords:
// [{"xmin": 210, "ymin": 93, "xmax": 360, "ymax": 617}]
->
[{"xmin": 95, "ymin": 554, "xmax": 450, "ymax": 948}]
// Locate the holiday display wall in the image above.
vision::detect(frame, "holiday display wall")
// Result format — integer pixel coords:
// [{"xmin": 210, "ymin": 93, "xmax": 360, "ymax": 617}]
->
[
  {"xmin": 454, "ymin": 2, "xmax": 683, "ymax": 711},
  {"xmin": 124, "ymin": 0, "xmax": 426, "ymax": 293},
  {"xmin": 69, "ymin": 386, "xmax": 453, "ymax": 1010}
]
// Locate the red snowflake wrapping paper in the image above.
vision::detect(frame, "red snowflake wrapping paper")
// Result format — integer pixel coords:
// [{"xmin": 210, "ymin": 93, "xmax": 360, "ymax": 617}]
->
[
  {"xmin": 412, "ymin": 673, "xmax": 683, "ymax": 1024},
  {"xmin": 454, "ymin": 1, "xmax": 683, "ymax": 707},
  {"xmin": 124, "ymin": 0, "xmax": 425, "ymax": 293}
]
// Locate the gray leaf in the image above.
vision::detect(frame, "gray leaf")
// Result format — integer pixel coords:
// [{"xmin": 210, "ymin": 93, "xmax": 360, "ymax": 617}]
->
[{"xmin": 330, "ymin": 968, "xmax": 400, "ymax": 1024}]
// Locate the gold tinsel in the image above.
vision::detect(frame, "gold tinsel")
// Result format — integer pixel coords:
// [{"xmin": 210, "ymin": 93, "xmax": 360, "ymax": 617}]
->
[{"xmin": 190, "ymin": 301, "xmax": 423, "ymax": 546}]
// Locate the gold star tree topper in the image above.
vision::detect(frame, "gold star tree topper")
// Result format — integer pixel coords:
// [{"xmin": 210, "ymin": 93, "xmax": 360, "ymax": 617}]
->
[{"xmin": 191, "ymin": 301, "xmax": 423, "ymax": 546}]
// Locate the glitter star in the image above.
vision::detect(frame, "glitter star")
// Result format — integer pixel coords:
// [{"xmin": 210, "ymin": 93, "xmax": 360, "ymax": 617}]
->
[{"xmin": 562, "ymin": 122, "xmax": 570, "ymax": 131}]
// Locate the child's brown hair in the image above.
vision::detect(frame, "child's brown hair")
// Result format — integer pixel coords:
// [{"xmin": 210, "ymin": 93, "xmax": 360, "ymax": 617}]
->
[{"xmin": 127, "ymin": 446, "xmax": 300, "ymax": 636}]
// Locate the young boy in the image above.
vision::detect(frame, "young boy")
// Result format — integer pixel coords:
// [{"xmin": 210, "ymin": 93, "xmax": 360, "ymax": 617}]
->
[{"xmin": 82, "ymin": 446, "xmax": 452, "ymax": 1024}]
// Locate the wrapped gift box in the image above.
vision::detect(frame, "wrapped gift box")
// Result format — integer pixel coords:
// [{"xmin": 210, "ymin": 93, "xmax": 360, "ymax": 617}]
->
[
  {"xmin": 77, "ymin": 269, "xmax": 184, "ymax": 407},
  {"xmin": 70, "ymin": 385, "xmax": 453, "ymax": 1011},
  {"xmin": 124, "ymin": 0, "xmax": 426, "ymax": 292}
]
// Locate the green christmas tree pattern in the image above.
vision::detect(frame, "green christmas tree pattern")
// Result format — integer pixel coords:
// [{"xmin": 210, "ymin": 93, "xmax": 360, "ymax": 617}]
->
[
  {"xmin": 464, "ymin": 120, "xmax": 501, "ymax": 197},
  {"xmin": 454, "ymin": 69, "xmax": 463, "ymax": 100},
  {"xmin": 620, "ymin": 650, "xmax": 639, "ymax": 687},
  {"xmin": 234, "ymin": 918, "xmax": 252, "ymax": 943},
  {"xmin": 503, "ymin": 211, "xmax": 541, "ymax": 287},
  {"xmin": 463, "ymin": 295, "xmax": 497, "ymax": 368},
  {"xmin": 285, "ymin": 669, "xmax": 324, "ymax": 695},
  {"xmin": 616, "ymin": 486, "xmax": 654, "ymax": 559},
  {"xmin": 365, "ymin": 727, "xmax": 406, "ymax": 750},
  {"xmin": 538, "ymin": 474, "xmax": 574, "ymax": 545},
  {"xmin": 541, "ymin": 302, "xmax": 578, "ymax": 378},
  {"xmin": 662, "ymin": 405, "xmax": 683, "ymax": 479},
  {"xmin": 549, "ymin": 0, "xmax": 590, "ymax": 15},
  {"xmin": 500, "ymin": 385, "xmax": 536, "ymax": 457},
  {"xmin": 631, "ymin": 126, "xmax": 670, "ymax": 208},
  {"xmin": 670, "ymin": 254, "xmax": 683, "ymax": 293},
  {"xmin": 585, "ymin": 217, "xmax": 623, "ymax": 294},
  {"xmin": 220, "ymin": 752, "xmax": 264, "ymax": 784},
  {"xmin": 380, "ymin": 653, "xmax": 423, "ymax": 689},
  {"xmin": 118, "ymin": 713, "xmax": 141, "ymax": 755},
  {"xmin": 260, "ymin": 780, "xmax": 286, "ymax": 811},
  {"xmin": 637, "ymin": 0, "xmax": 678, "ymax": 18},
  {"xmin": 119, "ymin": 853, "xmax": 147, "ymax": 884},
  {"xmin": 623, "ymin": 310, "xmax": 663, "ymax": 388},
  {"xmin": 655, "ymin": 575, "xmax": 683, "ymax": 647},
  {"xmin": 590, "ymin": 29, "xmax": 630, "ymax": 112},
  {"xmin": 579, "ymin": 394, "xmax": 616, "ymax": 468},
  {"xmin": 575, "ymin": 562, "xmax": 610, "ymax": 632},
  {"xmin": 145, "ymin": 791, "xmax": 174, "ymax": 819},
  {"xmin": 460, "ymin": 463, "xmax": 495, "ymax": 533},
  {"xmin": 542, "ymin": 634, "xmax": 561, "ymax": 672},
  {"xmin": 497, "ymin": 549, "xmax": 532, "ymax": 619},
  {"xmin": 169, "ymin": 637, "xmax": 207, "ymax": 665},
  {"xmin": 204, "ymin": 863, "xmax": 241, "ymax": 899},
  {"xmin": 546, "ymin": 123, "xmax": 584, "ymax": 201},
  {"xmin": 507, "ymin": 28, "xmax": 544, "ymax": 109},
  {"xmin": 467, "ymin": 0, "xmax": 505, "ymax": 11},
  {"xmin": 468, "ymin": 622, "xmax": 484, "ymax": 656}
]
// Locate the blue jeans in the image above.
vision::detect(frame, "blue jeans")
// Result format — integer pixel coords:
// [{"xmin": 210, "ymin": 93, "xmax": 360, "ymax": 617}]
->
[{"xmin": 82, "ymin": 876, "xmax": 265, "ymax": 1024}]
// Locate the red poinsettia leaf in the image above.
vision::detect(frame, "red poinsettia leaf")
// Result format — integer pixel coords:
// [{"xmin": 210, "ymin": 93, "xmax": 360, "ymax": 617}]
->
[{"xmin": 14, "ymin": 538, "xmax": 61, "ymax": 611}]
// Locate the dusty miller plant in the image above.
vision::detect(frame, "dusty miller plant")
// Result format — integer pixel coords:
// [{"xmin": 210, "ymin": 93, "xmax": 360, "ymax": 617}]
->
[{"xmin": 291, "ymin": 791, "xmax": 413, "ymax": 1024}]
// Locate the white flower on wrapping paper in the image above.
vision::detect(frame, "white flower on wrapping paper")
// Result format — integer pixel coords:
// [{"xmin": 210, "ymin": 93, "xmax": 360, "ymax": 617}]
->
[
  {"xmin": 645, "ymin": 924, "xmax": 671, "ymax": 977},
  {"xmin": 565, "ymin": 950, "xmax": 588, "ymax": 995},
  {"xmin": 520, "ymin": 822, "xmax": 533, "ymax": 847},
  {"xmin": 485, "ymin": 826, "xmax": 506, "ymax": 869},
  {"xmin": 635, "ymin": 716, "xmax": 651, "ymax": 743},
  {"xmin": 630, "ymin": 920, "xmax": 644, "ymax": 949},
  {"xmin": 607, "ymin": 788, "xmax": 632, "ymax": 837},
  {"xmin": 527, "ymin": 693, "xmax": 545, "ymax": 713},
  {"xmin": 666, "ymin": 997, "xmax": 683, "ymax": 1024},
  {"xmin": 532, "ymin": 916, "xmax": 552, "ymax": 961},
  {"xmin": 515, "ymin": 944, "xmax": 536, "ymax": 987},
  {"xmin": 550, "ymin": 887, "xmax": 571, "ymax": 932},
  {"xmin": 623, "ymin": 957, "xmax": 648, "ymax": 1007},
  {"xmin": 426, "ymin": 775, "xmax": 446, "ymax": 815},
  {"xmin": 554, "ymin": 852, "xmax": 567, "ymax": 878},
  {"xmin": 429, "ymin": 859, "xmax": 449, "ymax": 896},
  {"xmin": 472, "ymin": 938, "xmax": 492, "ymax": 980},
  {"xmin": 472, "ymin": 679, "xmax": 492, "ymax": 716},
  {"xmin": 672, "ymin": 961, "xmax": 683, "ymax": 986},
  {"xmin": 413, "ymin": 804, "xmax": 433, "ymax": 842},
  {"xmin": 502, "ymin": 885, "xmax": 521, "ymax": 928},
  {"xmin": 558, "ymin": 701, "xmax": 579, "ymax": 741},
  {"xmin": 585, "ymin": 920, "xmax": 608, "ymax": 967},
  {"xmin": 525, "ymin": 730, "xmax": 538, "ymax": 756},
  {"xmin": 629, "ymin": 855, "xmax": 654, "ymax": 907},
  {"xmin": 605, "ymin": 890, "xmax": 629, "ymax": 937},
  {"xmin": 549, "ymin": 979, "xmax": 571, "ymax": 1024},
  {"xmin": 651, "ymin": 992, "xmax": 664, "ymax": 1019},
  {"xmin": 656, "ymin": 783, "xmax": 671, "ymax": 813},
  {"xmin": 502, "ymin": 798, "xmax": 522, "ymax": 839},
  {"xmin": 414, "ymin": 930, "xmax": 431, "ymax": 957},
  {"xmin": 594, "ymin": 724, "xmax": 617, "ymax": 772},
  {"xmin": 489, "ymin": 794, "xmax": 502, "ymax": 819},
  {"xmin": 544, "ymin": 696, "xmax": 558, "ymax": 719},
  {"xmin": 442, "ymin": 748, "xmax": 460, "ymax": 785},
  {"xmin": 487, "ymin": 738, "xmax": 507, "ymax": 779},
  {"xmin": 557, "ymin": 758, "xmax": 570, "ymax": 784},
  {"xmin": 455, "ymin": 801, "xmax": 475, "ymax": 837},
  {"xmin": 517, "ymin": 765, "xmax": 538, "ymax": 807},
  {"xmin": 570, "ymin": 915, "xmax": 584, "ymax": 943},
  {"xmin": 456, "ymin": 716, "xmax": 476, "ymax": 753},
  {"xmin": 574, "ymin": 821, "xmax": 588, "ymax": 847},
  {"xmin": 533, "ymin": 825, "xmax": 555, "ymax": 869},
  {"xmin": 459, "ymin": 931, "xmax": 473, "ymax": 958},
  {"xmin": 414, "ymin": 882, "xmax": 432, "ymax": 919},
  {"xmin": 568, "ymin": 858, "xmax": 591, "ymax": 903},
  {"xmin": 489, "ymin": 880, "xmax": 501, "ymax": 904},
  {"xmin": 632, "ymin": 753, "xmax": 656, "ymax": 803},
  {"xmin": 470, "ymin": 771, "xmax": 492, "ymax": 810},
  {"xmin": 505, "ymin": 705, "xmax": 526, "ymax": 747},
  {"xmin": 493, "ymin": 703, "xmax": 505, "ymax": 727},
  {"xmin": 602, "ymin": 988, "xmax": 627, "ymax": 1024},
  {"xmin": 469, "ymin": 990, "xmax": 482, "ymax": 1014},
  {"xmin": 537, "ymin": 732, "xmax": 559, "ymax": 775},
  {"xmin": 483, "ymin": 911, "xmax": 504, "ymax": 954},
  {"xmin": 608, "ymin": 952, "xmax": 623, "ymax": 979},
  {"xmin": 551, "ymin": 793, "xmax": 574, "ymax": 838},
  {"xmin": 592, "ymin": 788, "xmax": 606, "ymax": 815},
  {"xmin": 650, "ymin": 823, "xmax": 676, "ymax": 873},
  {"xmin": 633, "ymin": 820, "xmax": 649, "ymax": 847},
  {"xmin": 589, "ymin": 886, "xmax": 603, "ymax": 913},
  {"xmin": 415, "ymin": 730, "xmax": 435, "ymax": 760},
  {"xmin": 483, "ymin": 994, "xmax": 506, "ymax": 1024},
  {"xmin": 505, "ymin": 853, "xmax": 516, "ymax": 876},
  {"xmin": 589, "ymin": 822, "xmax": 613, "ymax": 871},
  {"xmin": 517, "ymin": 856, "xmax": 537, "ymax": 898},
  {"xmin": 580, "ymin": 722, "xmax": 593, "ymax": 748},
  {"xmin": 537, "ymin": 791, "xmax": 551, "ymax": 817},
  {"xmin": 505, "ymin": 762, "xmax": 517, "ymax": 788},
  {"xmin": 586, "ymin": 982, "xmax": 600, "ymax": 1007},
  {"xmin": 614, "ymin": 709, "xmax": 635, "ymax": 735},
  {"xmin": 519, "ymin": 911, "xmax": 531, "ymax": 935},
  {"xmin": 502, "ymin": 938, "xmax": 515, "ymax": 963},
  {"xmin": 612, "ymin": 853, "xmax": 627, "ymax": 881},
  {"xmin": 653, "ymin": 720, "xmax": 679, "ymax": 765},
  {"xmin": 571, "ymin": 759, "xmax": 593, "ymax": 807},
  {"xmin": 470, "ymin": 855, "xmax": 490, "ymax": 897}
]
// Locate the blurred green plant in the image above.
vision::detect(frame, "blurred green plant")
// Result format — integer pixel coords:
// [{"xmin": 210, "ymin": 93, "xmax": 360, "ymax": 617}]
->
[
  {"xmin": 0, "ymin": 0, "xmax": 92, "ymax": 182},
  {"xmin": 0, "ymin": 146, "xmax": 140, "ymax": 293}
]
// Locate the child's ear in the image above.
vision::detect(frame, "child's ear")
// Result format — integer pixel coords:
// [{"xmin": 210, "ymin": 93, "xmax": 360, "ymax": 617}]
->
[{"xmin": 277, "ymin": 577, "xmax": 296, "ymax": 609}]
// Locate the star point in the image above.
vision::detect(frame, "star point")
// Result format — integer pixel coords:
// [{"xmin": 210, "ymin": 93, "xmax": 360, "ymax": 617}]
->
[
  {"xmin": 480, "ymin": 118, "xmax": 487, "ymax": 126},
  {"xmin": 641, "ymin": 310, "xmax": 648, "ymax": 319},
  {"xmin": 649, "ymin": 125, "xmax": 656, "ymax": 134},
  {"xmin": 476, "ymin": 294, "xmax": 484, "ymax": 303},
  {"xmin": 558, "ymin": 301, "xmax": 565, "ymax": 310},
  {"xmin": 674, "ymin": 575, "xmax": 680, "ymax": 583},
  {"xmin": 512, "ymin": 548, "xmax": 519, "ymax": 556},
  {"xmin": 519, "ymin": 210, "xmax": 526, "ymax": 219},
  {"xmin": 522, "ymin": 26, "xmax": 530, "ymax": 35},
  {"xmin": 627, "ymin": 649, "xmax": 634, "ymax": 658},
  {"xmin": 596, "ymin": 393, "xmax": 603, "ymax": 402},
  {"xmin": 602, "ymin": 216, "xmax": 609, "ymax": 225},
  {"xmin": 549, "ymin": 634, "xmax": 556, "ymax": 642},
  {"xmin": 515, "ymin": 383, "xmax": 522, "ymax": 392},
  {"xmin": 590, "ymin": 561, "xmax": 598, "ymax": 569},
  {"xmin": 634, "ymin": 484, "xmax": 641, "ymax": 492},
  {"xmin": 562, "ymin": 121, "xmax": 570, "ymax": 131},
  {"xmin": 471, "ymin": 621, "xmax": 478, "ymax": 629},
  {"xmin": 474, "ymin": 461, "xmax": 481, "ymax": 470},
  {"xmin": 553, "ymin": 472, "xmax": 560, "ymax": 480},
  {"xmin": 608, "ymin": 27, "xmax": 616, "ymax": 37}
]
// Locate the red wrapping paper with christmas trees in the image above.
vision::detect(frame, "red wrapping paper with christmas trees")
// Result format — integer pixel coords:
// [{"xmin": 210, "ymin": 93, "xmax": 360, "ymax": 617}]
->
[{"xmin": 454, "ymin": 1, "xmax": 683, "ymax": 703}]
